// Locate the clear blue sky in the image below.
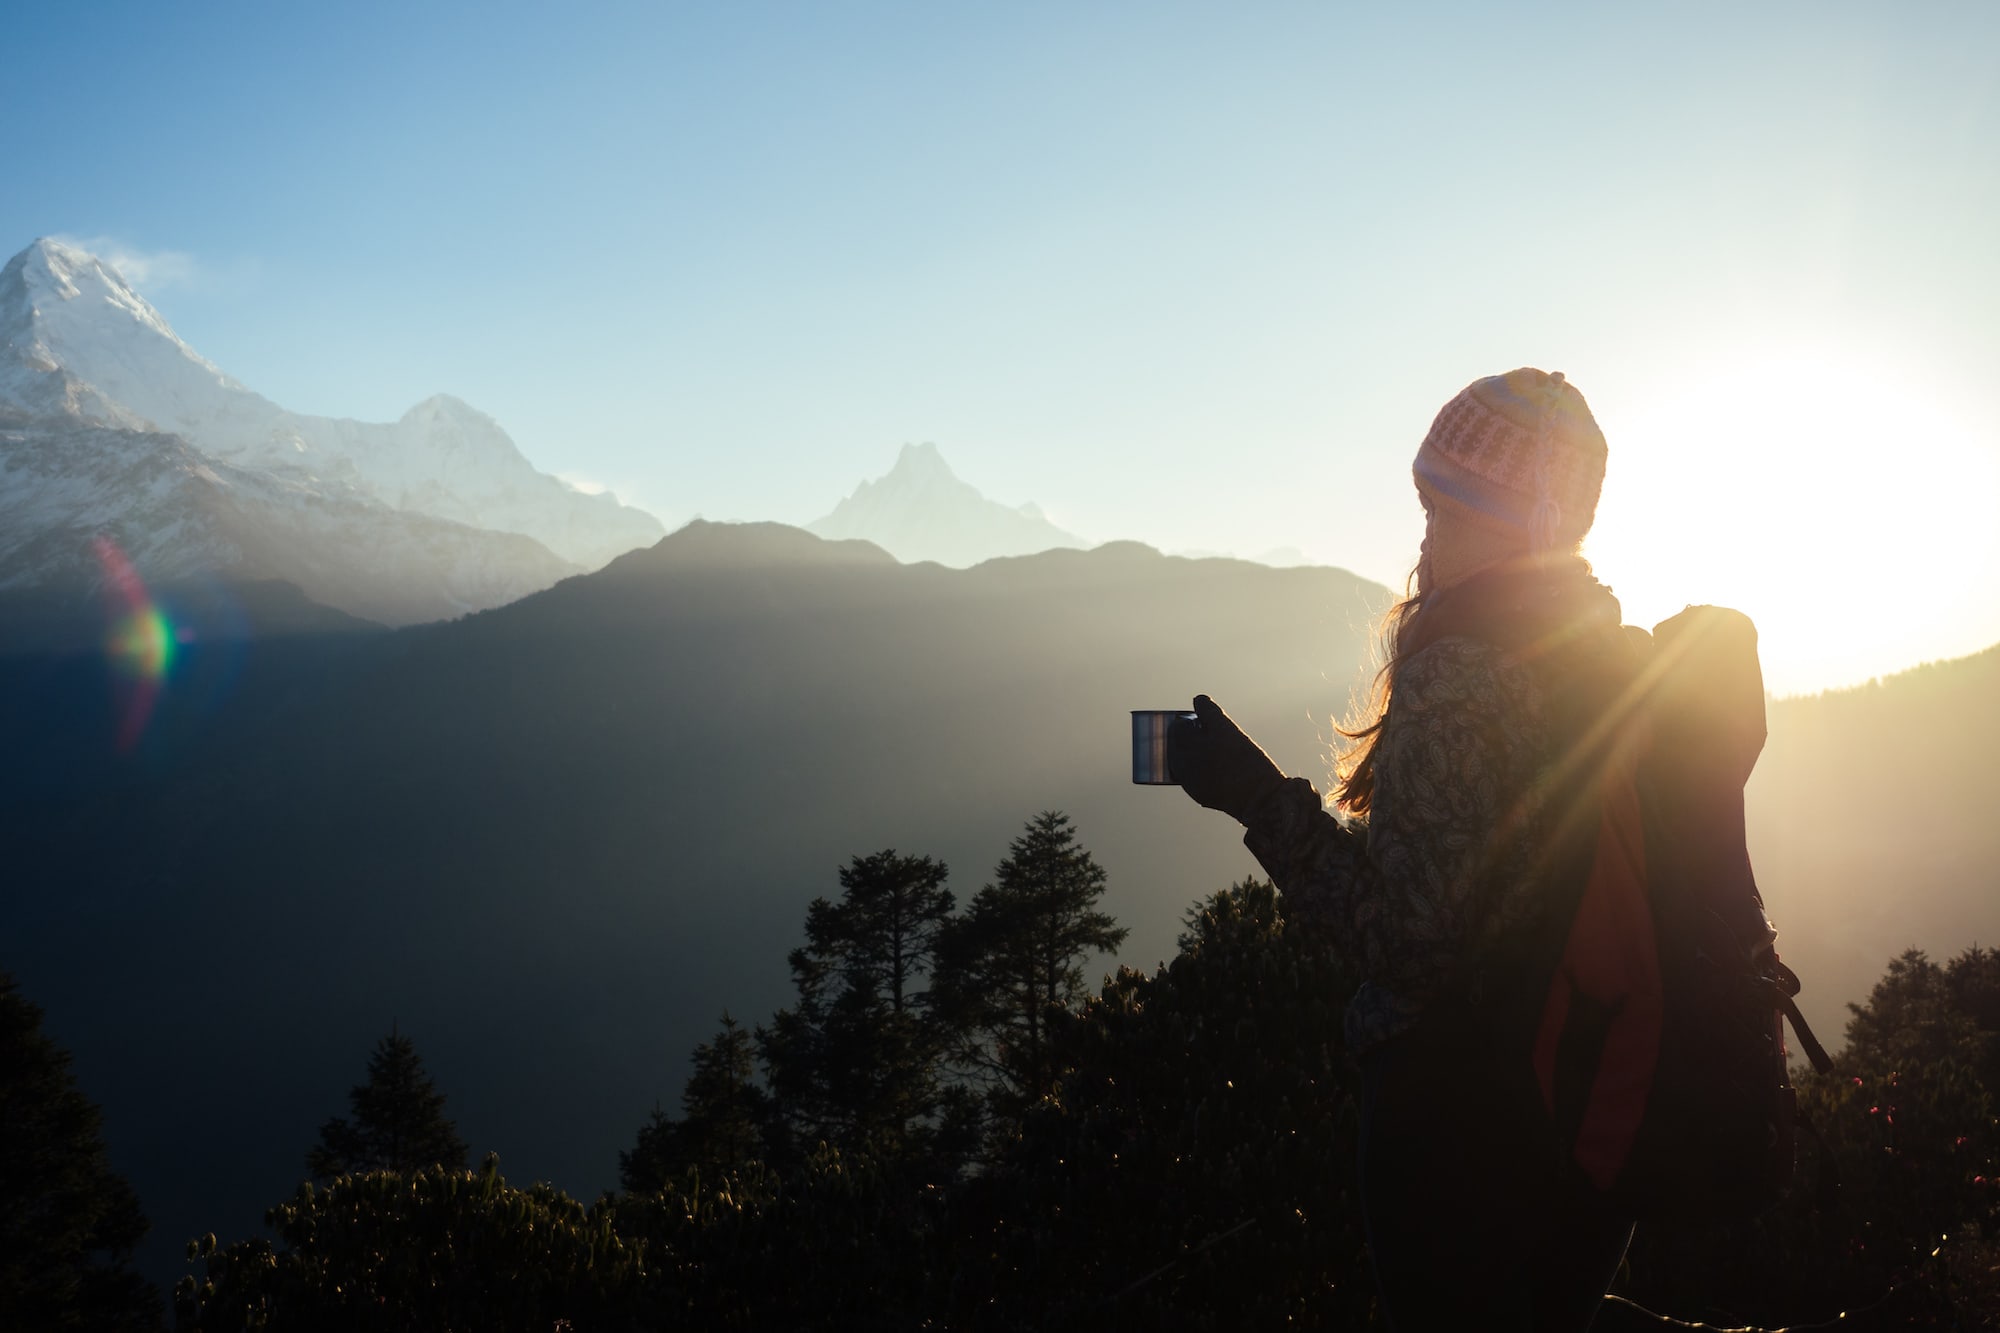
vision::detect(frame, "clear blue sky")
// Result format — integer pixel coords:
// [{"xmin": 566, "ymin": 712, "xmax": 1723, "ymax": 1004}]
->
[{"xmin": 8, "ymin": 0, "xmax": 1997, "ymax": 691}]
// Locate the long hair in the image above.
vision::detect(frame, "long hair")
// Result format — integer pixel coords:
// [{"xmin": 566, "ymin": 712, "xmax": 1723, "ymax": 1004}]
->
[
  {"xmin": 1334, "ymin": 548, "xmax": 1601, "ymax": 817},
  {"xmin": 1333, "ymin": 567, "xmax": 1425, "ymax": 818}
]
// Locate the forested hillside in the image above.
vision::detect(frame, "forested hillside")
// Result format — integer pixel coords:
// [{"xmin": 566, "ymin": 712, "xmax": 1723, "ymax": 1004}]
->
[
  {"xmin": 0, "ymin": 523, "xmax": 1386, "ymax": 1281},
  {"xmin": 1750, "ymin": 642, "xmax": 2000, "ymax": 1040}
]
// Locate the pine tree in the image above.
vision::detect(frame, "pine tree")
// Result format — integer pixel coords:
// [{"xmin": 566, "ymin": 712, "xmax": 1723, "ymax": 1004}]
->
[
  {"xmin": 1845, "ymin": 944, "xmax": 2000, "ymax": 1089},
  {"xmin": 831, "ymin": 850, "xmax": 956, "ymax": 1017},
  {"xmin": 758, "ymin": 850, "xmax": 958, "ymax": 1162},
  {"xmin": 1843, "ymin": 948, "xmax": 1986, "ymax": 1073},
  {"xmin": 618, "ymin": 1104, "xmax": 682, "ymax": 1195},
  {"xmin": 622, "ymin": 1013, "xmax": 771, "ymax": 1190},
  {"xmin": 758, "ymin": 926, "xmax": 840, "ymax": 1155},
  {"xmin": 307, "ymin": 1027, "xmax": 468, "ymax": 1179},
  {"xmin": 680, "ymin": 1013, "xmax": 768, "ymax": 1170},
  {"xmin": 0, "ymin": 970, "xmax": 163, "ymax": 1330},
  {"xmin": 1945, "ymin": 942, "xmax": 2000, "ymax": 1088},
  {"xmin": 936, "ymin": 811, "xmax": 1127, "ymax": 1117}
]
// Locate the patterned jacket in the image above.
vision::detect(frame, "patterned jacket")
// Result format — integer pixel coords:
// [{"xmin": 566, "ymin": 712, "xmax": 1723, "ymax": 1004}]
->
[
  {"xmin": 1241, "ymin": 635, "xmax": 1557, "ymax": 1054},
  {"xmin": 1240, "ymin": 560, "xmax": 1649, "ymax": 1056}
]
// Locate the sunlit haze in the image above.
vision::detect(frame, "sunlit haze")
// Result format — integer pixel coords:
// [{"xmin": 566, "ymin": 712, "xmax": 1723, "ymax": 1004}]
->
[
  {"xmin": 7, "ymin": 1, "xmax": 1997, "ymax": 693},
  {"xmin": 1585, "ymin": 340, "xmax": 2000, "ymax": 694}
]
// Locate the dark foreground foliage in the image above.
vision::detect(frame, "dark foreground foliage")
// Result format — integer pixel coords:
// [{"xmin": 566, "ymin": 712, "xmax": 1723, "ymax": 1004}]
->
[
  {"xmin": 966, "ymin": 879, "xmax": 1371, "ymax": 1330},
  {"xmin": 0, "ymin": 971, "xmax": 163, "ymax": 1332},
  {"xmin": 165, "ymin": 895, "xmax": 2000, "ymax": 1331},
  {"xmin": 175, "ymin": 1160, "xmax": 644, "ymax": 1332},
  {"xmin": 306, "ymin": 1028, "xmax": 468, "ymax": 1181},
  {"xmin": 1622, "ymin": 944, "xmax": 2000, "ymax": 1330}
]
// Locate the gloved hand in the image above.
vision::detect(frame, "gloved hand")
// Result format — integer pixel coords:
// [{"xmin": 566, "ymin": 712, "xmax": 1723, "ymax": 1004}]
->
[{"xmin": 1167, "ymin": 695, "xmax": 1288, "ymax": 824}]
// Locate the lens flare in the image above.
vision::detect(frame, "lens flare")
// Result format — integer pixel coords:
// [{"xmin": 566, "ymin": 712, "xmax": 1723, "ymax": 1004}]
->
[
  {"xmin": 110, "ymin": 605, "xmax": 176, "ymax": 680},
  {"xmin": 92, "ymin": 536, "xmax": 178, "ymax": 752}
]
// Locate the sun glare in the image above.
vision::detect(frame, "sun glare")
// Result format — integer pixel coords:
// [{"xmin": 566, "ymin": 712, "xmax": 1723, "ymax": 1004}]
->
[{"xmin": 1586, "ymin": 347, "xmax": 2000, "ymax": 696}]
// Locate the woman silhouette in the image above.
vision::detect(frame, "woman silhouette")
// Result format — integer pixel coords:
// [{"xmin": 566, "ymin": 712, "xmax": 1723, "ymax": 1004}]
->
[{"xmin": 1170, "ymin": 368, "xmax": 1648, "ymax": 1331}]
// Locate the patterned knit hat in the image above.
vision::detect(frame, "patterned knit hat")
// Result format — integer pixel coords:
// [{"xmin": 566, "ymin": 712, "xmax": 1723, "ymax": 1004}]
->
[{"xmin": 1412, "ymin": 367, "xmax": 1607, "ymax": 550}]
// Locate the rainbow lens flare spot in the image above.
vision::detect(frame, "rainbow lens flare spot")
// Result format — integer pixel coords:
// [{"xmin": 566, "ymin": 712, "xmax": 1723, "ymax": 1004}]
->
[
  {"xmin": 90, "ymin": 535, "xmax": 180, "ymax": 752},
  {"xmin": 109, "ymin": 606, "xmax": 177, "ymax": 681}
]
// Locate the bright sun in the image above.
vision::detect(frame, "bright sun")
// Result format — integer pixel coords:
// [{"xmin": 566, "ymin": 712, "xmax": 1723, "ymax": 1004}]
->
[{"xmin": 1584, "ymin": 346, "xmax": 2000, "ymax": 697}]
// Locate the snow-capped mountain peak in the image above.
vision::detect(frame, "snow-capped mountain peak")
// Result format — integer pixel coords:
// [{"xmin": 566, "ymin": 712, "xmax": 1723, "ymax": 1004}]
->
[
  {"xmin": 0, "ymin": 237, "xmax": 664, "ymax": 570},
  {"xmin": 8, "ymin": 237, "xmax": 238, "ymax": 394},
  {"xmin": 401, "ymin": 392, "xmax": 487, "ymax": 425},
  {"xmin": 396, "ymin": 394, "xmax": 529, "ymax": 467},
  {"xmin": 887, "ymin": 440, "xmax": 955, "ymax": 482},
  {"xmin": 808, "ymin": 443, "xmax": 1086, "ymax": 567}
]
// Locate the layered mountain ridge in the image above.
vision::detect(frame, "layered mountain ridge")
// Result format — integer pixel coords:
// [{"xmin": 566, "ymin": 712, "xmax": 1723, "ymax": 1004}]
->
[{"xmin": 0, "ymin": 237, "xmax": 664, "ymax": 623}]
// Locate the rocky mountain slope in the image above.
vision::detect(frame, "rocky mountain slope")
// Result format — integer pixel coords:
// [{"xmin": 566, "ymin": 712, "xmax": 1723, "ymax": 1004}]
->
[{"xmin": 0, "ymin": 408, "xmax": 575, "ymax": 626}]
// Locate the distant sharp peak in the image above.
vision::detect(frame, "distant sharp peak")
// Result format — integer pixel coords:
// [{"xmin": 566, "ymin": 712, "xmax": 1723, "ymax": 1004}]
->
[
  {"xmin": 808, "ymin": 440, "xmax": 1088, "ymax": 568},
  {"xmin": 838, "ymin": 440, "xmax": 1017, "ymax": 508},
  {"xmin": 16, "ymin": 236, "xmax": 171, "ymax": 328},
  {"xmin": 3, "ymin": 236, "xmax": 234, "ymax": 387},
  {"xmin": 399, "ymin": 393, "xmax": 491, "ymax": 425},
  {"xmin": 16, "ymin": 236, "xmax": 128, "ymax": 291},
  {"xmin": 844, "ymin": 440, "xmax": 978, "ymax": 501},
  {"xmin": 888, "ymin": 440, "xmax": 958, "ymax": 480},
  {"xmin": 395, "ymin": 393, "xmax": 515, "ymax": 450}
]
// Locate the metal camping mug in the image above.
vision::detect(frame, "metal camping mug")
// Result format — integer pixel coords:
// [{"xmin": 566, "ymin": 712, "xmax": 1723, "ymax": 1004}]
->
[{"xmin": 1131, "ymin": 710, "xmax": 1197, "ymax": 785}]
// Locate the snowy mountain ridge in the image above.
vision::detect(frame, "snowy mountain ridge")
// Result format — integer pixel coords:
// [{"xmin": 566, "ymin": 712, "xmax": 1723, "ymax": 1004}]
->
[
  {"xmin": 0, "ymin": 405, "xmax": 578, "ymax": 626},
  {"xmin": 0, "ymin": 238, "xmax": 662, "ymax": 570}
]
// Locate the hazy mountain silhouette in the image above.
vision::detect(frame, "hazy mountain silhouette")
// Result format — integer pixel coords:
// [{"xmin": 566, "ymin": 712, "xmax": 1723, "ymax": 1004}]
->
[
  {"xmin": 1748, "ymin": 643, "xmax": 2000, "ymax": 1042},
  {"xmin": 4, "ymin": 525, "xmax": 1992, "ymax": 1284},
  {"xmin": 0, "ymin": 522, "xmax": 1386, "ymax": 1281},
  {"xmin": 808, "ymin": 442, "xmax": 1087, "ymax": 566}
]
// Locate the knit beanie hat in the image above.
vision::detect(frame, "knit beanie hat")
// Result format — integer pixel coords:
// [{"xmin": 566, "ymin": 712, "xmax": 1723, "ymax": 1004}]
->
[{"xmin": 1413, "ymin": 368, "xmax": 1608, "ymax": 550}]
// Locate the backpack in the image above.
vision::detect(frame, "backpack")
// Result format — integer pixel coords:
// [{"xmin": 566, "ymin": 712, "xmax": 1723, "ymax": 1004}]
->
[{"xmin": 1418, "ymin": 583, "xmax": 1834, "ymax": 1220}]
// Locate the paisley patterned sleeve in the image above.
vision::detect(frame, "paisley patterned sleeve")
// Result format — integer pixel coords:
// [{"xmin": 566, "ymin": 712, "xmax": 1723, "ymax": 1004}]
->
[{"xmin": 1241, "ymin": 637, "xmax": 1542, "ymax": 1000}]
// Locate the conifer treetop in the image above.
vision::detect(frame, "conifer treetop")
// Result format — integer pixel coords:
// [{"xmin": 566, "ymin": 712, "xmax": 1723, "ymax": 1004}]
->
[{"xmin": 308, "ymin": 1027, "xmax": 469, "ymax": 1179}]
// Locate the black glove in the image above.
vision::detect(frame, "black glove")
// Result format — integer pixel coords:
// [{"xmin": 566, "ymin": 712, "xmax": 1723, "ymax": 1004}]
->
[{"xmin": 1167, "ymin": 695, "xmax": 1287, "ymax": 824}]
